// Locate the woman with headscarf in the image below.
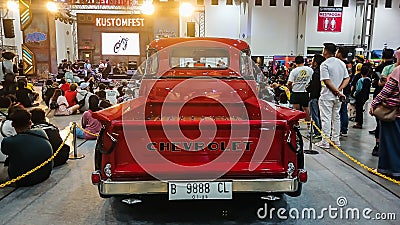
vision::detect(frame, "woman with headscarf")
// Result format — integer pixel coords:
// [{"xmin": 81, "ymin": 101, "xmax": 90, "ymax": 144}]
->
[{"xmin": 369, "ymin": 49, "xmax": 400, "ymax": 180}]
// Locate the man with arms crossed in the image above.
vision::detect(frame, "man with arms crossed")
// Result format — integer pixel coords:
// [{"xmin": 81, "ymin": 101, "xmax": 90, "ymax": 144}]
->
[{"xmin": 315, "ymin": 43, "xmax": 350, "ymax": 149}]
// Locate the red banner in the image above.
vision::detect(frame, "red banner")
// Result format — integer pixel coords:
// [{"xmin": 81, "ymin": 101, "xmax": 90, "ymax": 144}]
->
[{"xmin": 317, "ymin": 7, "xmax": 343, "ymax": 32}]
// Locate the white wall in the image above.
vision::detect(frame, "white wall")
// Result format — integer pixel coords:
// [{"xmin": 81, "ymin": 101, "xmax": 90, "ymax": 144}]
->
[
  {"xmin": 251, "ymin": 1, "xmax": 299, "ymax": 56},
  {"xmin": 55, "ymin": 20, "xmax": 74, "ymax": 63},
  {"xmin": 204, "ymin": 0, "xmax": 240, "ymax": 39},
  {"xmin": 372, "ymin": 0, "xmax": 400, "ymax": 50},
  {"xmin": 304, "ymin": 0, "xmax": 356, "ymax": 51}
]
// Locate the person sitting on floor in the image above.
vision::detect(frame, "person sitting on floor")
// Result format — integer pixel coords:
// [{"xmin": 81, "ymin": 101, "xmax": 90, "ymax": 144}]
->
[
  {"xmin": 65, "ymin": 83, "xmax": 78, "ymax": 107},
  {"xmin": 0, "ymin": 109, "xmax": 53, "ymax": 186},
  {"xmin": 0, "ymin": 104, "xmax": 23, "ymax": 163},
  {"xmin": 76, "ymin": 82, "xmax": 94, "ymax": 112},
  {"xmin": 15, "ymin": 79, "xmax": 37, "ymax": 108},
  {"xmin": 59, "ymin": 78, "xmax": 70, "ymax": 94},
  {"xmin": 30, "ymin": 108, "xmax": 69, "ymax": 167},
  {"xmin": 96, "ymin": 90, "xmax": 112, "ymax": 109},
  {"xmin": 49, "ymin": 89, "xmax": 79, "ymax": 116},
  {"xmin": 76, "ymin": 95, "xmax": 102, "ymax": 140}
]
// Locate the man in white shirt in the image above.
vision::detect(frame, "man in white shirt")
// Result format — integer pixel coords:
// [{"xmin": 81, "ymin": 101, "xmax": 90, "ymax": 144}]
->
[
  {"xmin": 287, "ymin": 56, "xmax": 313, "ymax": 121},
  {"xmin": 105, "ymin": 84, "xmax": 119, "ymax": 105},
  {"xmin": 315, "ymin": 43, "xmax": 350, "ymax": 149}
]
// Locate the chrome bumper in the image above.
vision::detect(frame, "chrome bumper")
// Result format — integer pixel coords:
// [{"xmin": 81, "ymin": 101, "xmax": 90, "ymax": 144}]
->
[{"xmin": 98, "ymin": 178, "xmax": 299, "ymax": 195}]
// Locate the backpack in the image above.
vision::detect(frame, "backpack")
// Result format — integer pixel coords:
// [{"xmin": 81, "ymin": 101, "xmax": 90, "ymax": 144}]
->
[{"xmin": 78, "ymin": 93, "xmax": 88, "ymax": 109}]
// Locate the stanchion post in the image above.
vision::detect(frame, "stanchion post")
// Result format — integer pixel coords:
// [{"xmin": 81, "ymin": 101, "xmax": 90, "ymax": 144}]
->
[
  {"xmin": 304, "ymin": 121, "xmax": 319, "ymax": 155},
  {"xmin": 69, "ymin": 122, "xmax": 85, "ymax": 160}
]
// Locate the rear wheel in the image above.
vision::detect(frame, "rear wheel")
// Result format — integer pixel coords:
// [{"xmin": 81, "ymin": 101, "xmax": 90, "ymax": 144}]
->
[{"xmin": 287, "ymin": 127, "xmax": 304, "ymax": 197}]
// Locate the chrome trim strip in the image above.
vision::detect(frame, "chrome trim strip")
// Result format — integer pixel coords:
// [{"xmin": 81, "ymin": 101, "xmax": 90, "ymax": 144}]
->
[{"xmin": 98, "ymin": 178, "xmax": 299, "ymax": 195}]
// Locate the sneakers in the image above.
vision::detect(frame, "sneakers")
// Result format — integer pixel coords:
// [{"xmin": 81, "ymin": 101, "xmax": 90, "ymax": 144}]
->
[
  {"xmin": 340, "ymin": 131, "xmax": 348, "ymax": 137},
  {"xmin": 372, "ymin": 145, "xmax": 379, "ymax": 157},
  {"xmin": 315, "ymin": 141, "xmax": 329, "ymax": 149},
  {"xmin": 333, "ymin": 141, "xmax": 341, "ymax": 147},
  {"xmin": 312, "ymin": 134, "xmax": 321, "ymax": 139}
]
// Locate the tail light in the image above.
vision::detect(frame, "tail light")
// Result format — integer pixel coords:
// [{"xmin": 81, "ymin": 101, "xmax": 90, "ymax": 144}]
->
[
  {"xmin": 92, "ymin": 171, "xmax": 101, "ymax": 185},
  {"xmin": 298, "ymin": 169, "xmax": 308, "ymax": 183}
]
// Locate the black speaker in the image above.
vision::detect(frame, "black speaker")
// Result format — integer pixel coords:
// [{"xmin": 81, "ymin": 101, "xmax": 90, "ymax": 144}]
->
[
  {"xmin": 3, "ymin": 19, "xmax": 15, "ymax": 38},
  {"xmin": 187, "ymin": 22, "xmax": 195, "ymax": 37}
]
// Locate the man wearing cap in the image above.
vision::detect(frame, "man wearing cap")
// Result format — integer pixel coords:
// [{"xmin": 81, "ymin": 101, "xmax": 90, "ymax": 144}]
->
[{"xmin": 76, "ymin": 82, "xmax": 94, "ymax": 112}]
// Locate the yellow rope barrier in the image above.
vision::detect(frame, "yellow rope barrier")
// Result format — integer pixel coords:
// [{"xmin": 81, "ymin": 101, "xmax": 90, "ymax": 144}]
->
[
  {"xmin": 0, "ymin": 124, "xmax": 75, "ymax": 188},
  {"xmin": 75, "ymin": 123, "xmax": 99, "ymax": 137},
  {"xmin": 300, "ymin": 120, "xmax": 400, "ymax": 185}
]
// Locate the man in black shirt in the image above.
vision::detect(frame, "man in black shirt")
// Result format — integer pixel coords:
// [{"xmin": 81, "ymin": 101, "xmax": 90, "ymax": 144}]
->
[
  {"xmin": 307, "ymin": 54, "xmax": 325, "ymax": 138},
  {"xmin": 1, "ymin": 109, "xmax": 53, "ymax": 186}
]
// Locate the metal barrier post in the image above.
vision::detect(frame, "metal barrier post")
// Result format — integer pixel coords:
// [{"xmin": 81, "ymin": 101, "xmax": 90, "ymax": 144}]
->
[
  {"xmin": 304, "ymin": 121, "xmax": 319, "ymax": 155},
  {"xmin": 69, "ymin": 122, "xmax": 85, "ymax": 160}
]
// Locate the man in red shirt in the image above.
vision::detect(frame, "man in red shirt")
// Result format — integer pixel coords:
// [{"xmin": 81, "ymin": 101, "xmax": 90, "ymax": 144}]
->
[
  {"xmin": 64, "ymin": 83, "xmax": 78, "ymax": 106},
  {"xmin": 59, "ymin": 78, "xmax": 70, "ymax": 94}
]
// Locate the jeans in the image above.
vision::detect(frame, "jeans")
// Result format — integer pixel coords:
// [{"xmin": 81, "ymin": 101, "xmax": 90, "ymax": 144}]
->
[
  {"xmin": 319, "ymin": 99, "xmax": 341, "ymax": 145},
  {"xmin": 76, "ymin": 127, "xmax": 85, "ymax": 139},
  {"xmin": 309, "ymin": 98, "xmax": 321, "ymax": 135},
  {"xmin": 339, "ymin": 101, "xmax": 349, "ymax": 132},
  {"xmin": 378, "ymin": 118, "xmax": 400, "ymax": 176}
]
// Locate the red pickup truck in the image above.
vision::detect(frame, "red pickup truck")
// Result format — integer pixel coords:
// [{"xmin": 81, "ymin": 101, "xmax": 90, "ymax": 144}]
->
[{"xmin": 91, "ymin": 38, "xmax": 307, "ymax": 201}]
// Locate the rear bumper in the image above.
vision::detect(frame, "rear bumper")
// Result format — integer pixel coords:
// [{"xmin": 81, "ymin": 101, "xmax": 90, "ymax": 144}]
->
[{"xmin": 96, "ymin": 177, "xmax": 299, "ymax": 196}]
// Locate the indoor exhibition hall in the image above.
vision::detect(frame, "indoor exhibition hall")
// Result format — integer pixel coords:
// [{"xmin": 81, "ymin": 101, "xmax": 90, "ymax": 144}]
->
[{"xmin": 0, "ymin": 0, "xmax": 399, "ymax": 224}]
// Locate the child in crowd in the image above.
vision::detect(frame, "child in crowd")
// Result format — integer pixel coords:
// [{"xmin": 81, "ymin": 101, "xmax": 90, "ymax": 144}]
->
[
  {"xmin": 352, "ymin": 64, "xmax": 372, "ymax": 129},
  {"xmin": 64, "ymin": 83, "xmax": 78, "ymax": 107},
  {"xmin": 59, "ymin": 78, "xmax": 70, "ymax": 94}
]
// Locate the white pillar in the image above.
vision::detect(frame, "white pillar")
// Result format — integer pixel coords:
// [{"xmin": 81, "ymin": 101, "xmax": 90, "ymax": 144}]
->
[
  {"xmin": 239, "ymin": 0, "xmax": 252, "ymax": 44},
  {"xmin": 353, "ymin": 0, "xmax": 365, "ymax": 46},
  {"xmin": 296, "ymin": 0, "xmax": 307, "ymax": 56}
]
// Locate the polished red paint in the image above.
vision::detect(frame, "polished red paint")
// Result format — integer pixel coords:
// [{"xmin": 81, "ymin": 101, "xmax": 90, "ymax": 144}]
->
[{"xmin": 93, "ymin": 38, "xmax": 305, "ymax": 191}]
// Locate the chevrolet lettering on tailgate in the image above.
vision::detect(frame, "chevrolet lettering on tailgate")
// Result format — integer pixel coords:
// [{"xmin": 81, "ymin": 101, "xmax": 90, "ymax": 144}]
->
[
  {"xmin": 146, "ymin": 141, "xmax": 253, "ymax": 152},
  {"xmin": 91, "ymin": 38, "xmax": 307, "ymax": 201}
]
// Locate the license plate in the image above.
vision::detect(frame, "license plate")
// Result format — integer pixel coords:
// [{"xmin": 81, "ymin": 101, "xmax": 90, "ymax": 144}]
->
[{"xmin": 168, "ymin": 181, "xmax": 232, "ymax": 200}]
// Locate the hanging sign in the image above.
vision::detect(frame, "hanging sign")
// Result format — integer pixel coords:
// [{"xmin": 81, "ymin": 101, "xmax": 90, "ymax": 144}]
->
[{"xmin": 317, "ymin": 7, "xmax": 343, "ymax": 32}]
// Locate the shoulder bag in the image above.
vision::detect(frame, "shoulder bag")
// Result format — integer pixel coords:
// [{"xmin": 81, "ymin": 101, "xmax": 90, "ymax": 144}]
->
[{"xmin": 373, "ymin": 102, "xmax": 399, "ymax": 122}]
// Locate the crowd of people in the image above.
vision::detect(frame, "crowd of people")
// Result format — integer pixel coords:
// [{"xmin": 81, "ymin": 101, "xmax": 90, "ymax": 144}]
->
[
  {"xmin": 258, "ymin": 44, "xmax": 400, "ymax": 181},
  {"xmin": 0, "ymin": 54, "xmax": 137, "ymax": 186},
  {"xmin": 0, "ymin": 44, "xmax": 399, "ymax": 186}
]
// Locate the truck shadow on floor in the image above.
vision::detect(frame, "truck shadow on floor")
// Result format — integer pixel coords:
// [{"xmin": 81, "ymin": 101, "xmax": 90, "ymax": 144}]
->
[{"xmin": 106, "ymin": 194, "xmax": 290, "ymax": 224}]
